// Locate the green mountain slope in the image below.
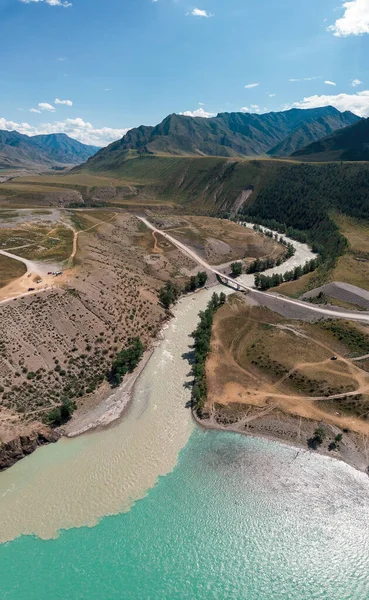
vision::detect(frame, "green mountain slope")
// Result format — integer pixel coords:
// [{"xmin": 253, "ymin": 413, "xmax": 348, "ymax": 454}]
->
[
  {"xmin": 291, "ymin": 118, "xmax": 369, "ymax": 161},
  {"xmin": 0, "ymin": 130, "xmax": 100, "ymax": 170},
  {"xmin": 82, "ymin": 107, "xmax": 359, "ymax": 170}
]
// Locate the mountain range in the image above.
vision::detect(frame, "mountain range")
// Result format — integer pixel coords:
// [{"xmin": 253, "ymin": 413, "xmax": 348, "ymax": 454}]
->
[
  {"xmin": 81, "ymin": 106, "xmax": 360, "ymax": 171},
  {"xmin": 0, "ymin": 131, "xmax": 100, "ymax": 170},
  {"xmin": 291, "ymin": 118, "xmax": 369, "ymax": 162}
]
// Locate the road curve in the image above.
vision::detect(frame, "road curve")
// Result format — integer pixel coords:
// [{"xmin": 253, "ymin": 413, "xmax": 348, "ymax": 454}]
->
[
  {"xmin": 137, "ymin": 216, "xmax": 369, "ymax": 324},
  {"xmin": 0, "ymin": 249, "xmax": 60, "ymax": 277}
]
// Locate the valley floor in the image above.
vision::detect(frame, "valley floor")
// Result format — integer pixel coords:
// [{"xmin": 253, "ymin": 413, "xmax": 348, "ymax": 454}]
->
[{"xmin": 0, "ymin": 209, "xmax": 284, "ymax": 469}]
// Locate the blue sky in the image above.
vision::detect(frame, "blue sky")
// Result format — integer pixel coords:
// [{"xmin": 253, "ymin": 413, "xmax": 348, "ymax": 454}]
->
[{"xmin": 1, "ymin": 0, "xmax": 369, "ymax": 145}]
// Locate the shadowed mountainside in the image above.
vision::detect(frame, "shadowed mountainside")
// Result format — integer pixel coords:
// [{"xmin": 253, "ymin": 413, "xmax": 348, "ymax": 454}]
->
[{"xmin": 291, "ymin": 118, "xmax": 369, "ymax": 162}]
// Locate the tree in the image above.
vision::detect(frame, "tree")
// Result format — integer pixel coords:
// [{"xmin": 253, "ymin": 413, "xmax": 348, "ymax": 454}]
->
[
  {"xmin": 189, "ymin": 276, "xmax": 198, "ymax": 292},
  {"xmin": 47, "ymin": 398, "xmax": 76, "ymax": 427},
  {"xmin": 109, "ymin": 338, "xmax": 144, "ymax": 387},
  {"xmin": 159, "ymin": 280, "xmax": 180, "ymax": 309},
  {"xmin": 210, "ymin": 292, "xmax": 221, "ymax": 309},
  {"xmin": 197, "ymin": 271, "xmax": 208, "ymax": 287},
  {"xmin": 254, "ymin": 273, "xmax": 261, "ymax": 289},
  {"xmin": 314, "ymin": 426, "xmax": 326, "ymax": 444},
  {"xmin": 308, "ymin": 425, "xmax": 327, "ymax": 450},
  {"xmin": 231, "ymin": 262, "xmax": 242, "ymax": 277}
]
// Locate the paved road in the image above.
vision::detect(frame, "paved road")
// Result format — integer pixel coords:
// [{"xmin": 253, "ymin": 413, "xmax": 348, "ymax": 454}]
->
[{"xmin": 138, "ymin": 216, "xmax": 369, "ymax": 324}]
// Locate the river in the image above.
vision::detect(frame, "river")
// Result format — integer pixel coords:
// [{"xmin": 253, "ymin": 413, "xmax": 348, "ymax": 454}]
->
[{"xmin": 1, "ymin": 233, "xmax": 369, "ymax": 598}]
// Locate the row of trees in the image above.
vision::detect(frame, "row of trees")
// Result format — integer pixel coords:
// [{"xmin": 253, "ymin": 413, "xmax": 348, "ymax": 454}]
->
[
  {"xmin": 183, "ymin": 271, "xmax": 208, "ymax": 293},
  {"xmin": 254, "ymin": 258, "xmax": 320, "ymax": 290},
  {"xmin": 159, "ymin": 272, "xmax": 208, "ymax": 309},
  {"xmin": 191, "ymin": 292, "xmax": 226, "ymax": 415},
  {"xmin": 108, "ymin": 337, "xmax": 144, "ymax": 387}
]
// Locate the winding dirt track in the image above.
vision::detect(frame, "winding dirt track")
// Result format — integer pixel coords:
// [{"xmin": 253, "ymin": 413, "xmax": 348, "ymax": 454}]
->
[
  {"xmin": 137, "ymin": 216, "xmax": 369, "ymax": 325},
  {"xmin": 0, "ymin": 212, "xmax": 118, "ymax": 305},
  {"xmin": 208, "ymin": 306, "xmax": 369, "ymax": 435}
]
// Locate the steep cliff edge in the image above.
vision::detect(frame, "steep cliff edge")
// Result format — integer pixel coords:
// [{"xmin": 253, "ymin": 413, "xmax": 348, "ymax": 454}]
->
[{"xmin": 0, "ymin": 426, "xmax": 60, "ymax": 471}]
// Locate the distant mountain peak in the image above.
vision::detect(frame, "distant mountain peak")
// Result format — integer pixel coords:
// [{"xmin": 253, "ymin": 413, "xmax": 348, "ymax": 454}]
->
[
  {"xmin": 81, "ymin": 107, "xmax": 360, "ymax": 171},
  {"xmin": 0, "ymin": 130, "xmax": 100, "ymax": 170}
]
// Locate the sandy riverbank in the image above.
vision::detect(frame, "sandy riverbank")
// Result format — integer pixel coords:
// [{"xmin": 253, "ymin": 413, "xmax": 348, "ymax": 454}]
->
[{"xmin": 64, "ymin": 344, "xmax": 160, "ymax": 437}]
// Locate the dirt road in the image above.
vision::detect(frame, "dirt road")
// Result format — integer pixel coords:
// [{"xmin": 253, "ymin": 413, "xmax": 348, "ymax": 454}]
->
[
  {"xmin": 137, "ymin": 216, "xmax": 369, "ymax": 324},
  {"xmin": 0, "ymin": 249, "xmax": 60, "ymax": 277}
]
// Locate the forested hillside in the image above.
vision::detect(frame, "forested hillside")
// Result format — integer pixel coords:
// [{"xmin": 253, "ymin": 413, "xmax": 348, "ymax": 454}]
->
[
  {"xmin": 291, "ymin": 118, "xmax": 369, "ymax": 162},
  {"xmin": 243, "ymin": 162, "xmax": 369, "ymax": 266}
]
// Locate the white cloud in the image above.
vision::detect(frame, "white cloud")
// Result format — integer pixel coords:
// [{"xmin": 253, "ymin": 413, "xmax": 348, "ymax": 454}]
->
[
  {"xmin": 289, "ymin": 77, "xmax": 318, "ymax": 82},
  {"xmin": 244, "ymin": 83, "xmax": 260, "ymax": 89},
  {"xmin": 0, "ymin": 116, "xmax": 129, "ymax": 146},
  {"xmin": 198, "ymin": 102, "xmax": 205, "ymax": 105},
  {"xmin": 38, "ymin": 102, "xmax": 56, "ymax": 112},
  {"xmin": 0, "ymin": 118, "xmax": 34, "ymax": 134},
  {"xmin": 29, "ymin": 108, "xmax": 41, "ymax": 113},
  {"xmin": 290, "ymin": 90, "xmax": 369, "ymax": 117},
  {"xmin": 240, "ymin": 106, "xmax": 261, "ymax": 113},
  {"xmin": 352, "ymin": 78, "xmax": 363, "ymax": 87},
  {"xmin": 190, "ymin": 8, "xmax": 214, "ymax": 17},
  {"xmin": 180, "ymin": 108, "xmax": 215, "ymax": 118},
  {"xmin": 327, "ymin": 0, "xmax": 369, "ymax": 37},
  {"xmin": 324, "ymin": 80, "xmax": 337, "ymax": 86},
  {"xmin": 268, "ymin": 93, "xmax": 276, "ymax": 97},
  {"xmin": 55, "ymin": 98, "xmax": 73, "ymax": 106},
  {"xmin": 20, "ymin": 0, "xmax": 72, "ymax": 7}
]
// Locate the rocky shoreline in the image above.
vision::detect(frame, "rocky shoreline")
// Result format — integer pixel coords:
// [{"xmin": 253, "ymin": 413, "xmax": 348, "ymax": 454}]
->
[
  {"xmin": 0, "ymin": 426, "xmax": 60, "ymax": 472},
  {"xmin": 192, "ymin": 406, "xmax": 369, "ymax": 475}
]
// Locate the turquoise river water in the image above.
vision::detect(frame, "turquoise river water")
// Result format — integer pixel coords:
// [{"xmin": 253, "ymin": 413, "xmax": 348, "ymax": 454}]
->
[{"xmin": 1, "ymin": 428, "xmax": 369, "ymax": 599}]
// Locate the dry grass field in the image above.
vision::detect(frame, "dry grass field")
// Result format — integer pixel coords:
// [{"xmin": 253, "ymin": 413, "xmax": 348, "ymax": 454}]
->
[
  {"xmin": 0, "ymin": 169, "xmax": 175, "ymax": 210},
  {"xmin": 148, "ymin": 215, "xmax": 284, "ymax": 266},
  {"xmin": 0, "ymin": 255, "xmax": 26, "ymax": 288},
  {"xmin": 206, "ymin": 296, "xmax": 369, "ymax": 440},
  {"xmin": 330, "ymin": 215, "xmax": 369, "ymax": 291},
  {"xmin": 0, "ymin": 223, "xmax": 74, "ymax": 263}
]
